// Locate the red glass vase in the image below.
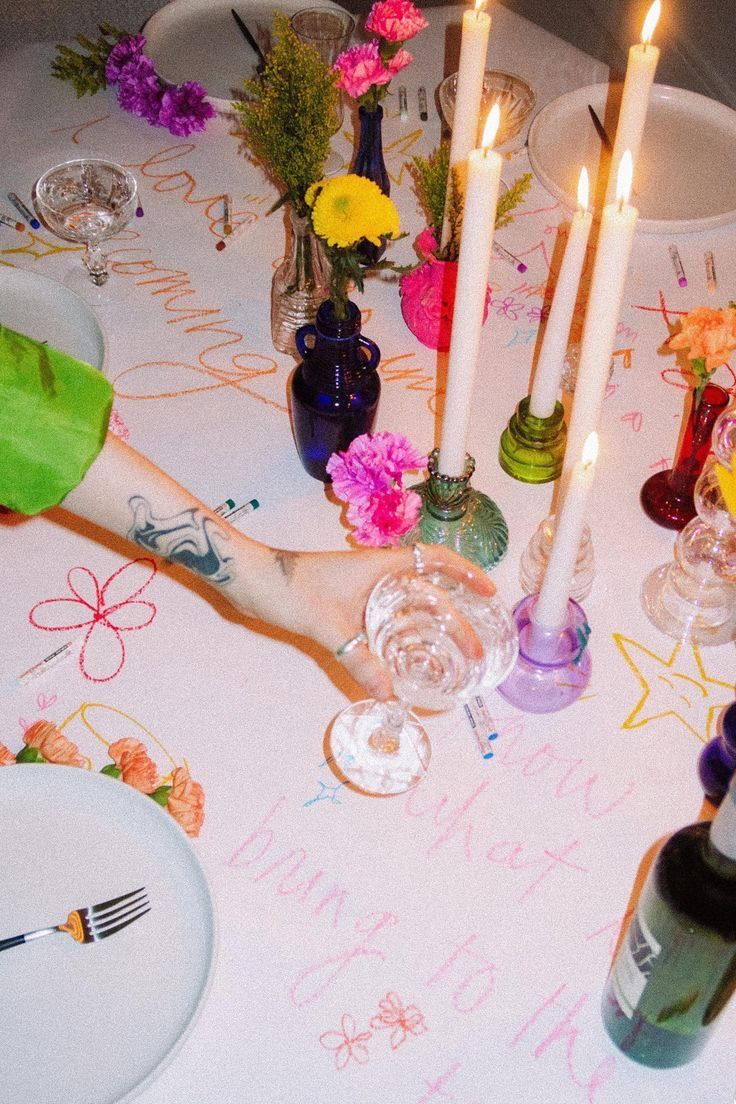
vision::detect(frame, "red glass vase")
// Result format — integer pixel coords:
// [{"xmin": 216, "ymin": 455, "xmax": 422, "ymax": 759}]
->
[{"xmin": 640, "ymin": 383, "xmax": 730, "ymax": 530}]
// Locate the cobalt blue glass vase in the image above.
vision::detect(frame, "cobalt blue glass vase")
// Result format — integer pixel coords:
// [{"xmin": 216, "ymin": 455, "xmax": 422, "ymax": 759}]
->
[
  {"xmin": 351, "ymin": 105, "xmax": 389, "ymax": 266},
  {"xmin": 290, "ymin": 299, "xmax": 381, "ymax": 482}
]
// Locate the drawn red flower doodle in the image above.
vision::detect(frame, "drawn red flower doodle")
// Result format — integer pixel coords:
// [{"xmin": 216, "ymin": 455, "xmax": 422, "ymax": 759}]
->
[
  {"xmin": 319, "ymin": 1013, "xmax": 372, "ymax": 1070},
  {"xmin": 369, "ymin": 991, "xmax": 427, "ymax": 1049},
  {"xmin": 29, "ymin": 559, "xmax": 157, "ymax": 683}
]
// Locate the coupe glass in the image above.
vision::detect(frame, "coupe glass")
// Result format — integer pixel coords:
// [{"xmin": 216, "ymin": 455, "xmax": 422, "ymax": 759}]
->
[
  {"xmin": 34, "ymin": 159, "xmax": 138, "ymax": 285},
  {"xmin": 330, "ymin": 560, "xmax": 519, "ymax": 795},
  {"xmin": 291, "ymin": 7, "xmax": 355, "ymax": 176},
  {"xmin": 438, "ymin": 69, "xmax": 536, "ymax": 149}
]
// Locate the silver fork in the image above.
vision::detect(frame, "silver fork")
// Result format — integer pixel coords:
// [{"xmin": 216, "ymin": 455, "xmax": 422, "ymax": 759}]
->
[{"xmin": 0, "ymin": 887, "xmax": 149, "ymax": 952}]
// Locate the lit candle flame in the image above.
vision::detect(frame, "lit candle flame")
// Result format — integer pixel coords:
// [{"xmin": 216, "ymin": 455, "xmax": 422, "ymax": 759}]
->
[
  {"xmin": 582, "ymin": 431, "xmax": 599, "ymax": 467},
  {"xmin": 474, "ymin": 0, "xmax": 487, "ymax": 13},
  {"xmin": 577, "ymin": 166, "xmax": 589, "ymax": 212},
  {"xmin": 641, "ymin": 0, "xmax": 661, "ymax": 45},
  {"xmin": 616, "ymin": 150, "xmax": 633, "ymax": 206},
  {"xmin": 482, "ymin": 103, "xmax": 500, "ymax": 150}
]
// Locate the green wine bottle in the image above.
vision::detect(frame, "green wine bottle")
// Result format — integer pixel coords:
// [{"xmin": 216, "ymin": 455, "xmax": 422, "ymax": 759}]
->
[{"xmin": 602, "ymin": 774, "xmax": 736, "ymax": 1067}]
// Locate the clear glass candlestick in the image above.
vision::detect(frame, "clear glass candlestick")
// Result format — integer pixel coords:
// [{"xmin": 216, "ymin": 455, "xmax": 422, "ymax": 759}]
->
[
  {"xmin": 519, "ymin": 514, "xmax": 595, "ymax": 600},
  {"xmin": 404, "ymin": 449, "xmax": 509, "ymax": 571},
  {"xmin": 34, "ymin": 159, "xmax": 138, "ymax": 285},
  {"xmin": 330, "ymin": 559, "xmax": 518, "ymax": 795}
]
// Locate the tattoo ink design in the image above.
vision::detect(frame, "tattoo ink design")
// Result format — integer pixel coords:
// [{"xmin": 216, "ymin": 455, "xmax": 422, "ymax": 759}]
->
[
  {"xmin": 127, "ymin": 496, "xmax": 234, "ymax": 584},
  {"xmin": 275, "ymin": 550, "xmax": 297, "ymax": 580}
]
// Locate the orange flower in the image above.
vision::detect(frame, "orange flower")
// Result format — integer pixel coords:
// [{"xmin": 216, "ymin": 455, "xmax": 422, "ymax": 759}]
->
[
  {"xmin": 23, "ymin": 720, "xmax": 84, "ymax": 766},
  {"xmin": 108, "ymin": 737, "xmax": 158, "ymax": 793},
  {"xmin": 0, "ymin": 743, "xmax": 16, "ymax": 766},
  {"xmin": 167, "ymin": 766, "xmax": 205, "ymax": 837},
  {"xmin": 669, "ymin": 306, "xmax": 736, "ymax": 371}
]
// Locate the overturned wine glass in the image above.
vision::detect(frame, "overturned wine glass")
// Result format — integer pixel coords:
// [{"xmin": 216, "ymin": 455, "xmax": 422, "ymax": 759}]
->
[
  {"xmin": 330, "ymin": 553, "xmax": 519, "ymax": 796},
  {"xmin": 34, "ymin": 159, "xmax": 138, "ymax": 286}
]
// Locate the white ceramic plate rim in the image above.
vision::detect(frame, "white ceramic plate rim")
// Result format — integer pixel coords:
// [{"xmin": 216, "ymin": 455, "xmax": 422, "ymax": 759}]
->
[
  {"xmin": 528, "ymin": 81, "xmax": 736, "ymax": 234},
  {"xmin": 143, "ymin": 0, "xmax": 351, "ymax": 111},
  {"xmin": 0, "ymin": 766, "xmax": 217, "ymax": 1104},
  {"xmin": 0, "ymin": 266, "xmax": 106, "ymax": 370}
]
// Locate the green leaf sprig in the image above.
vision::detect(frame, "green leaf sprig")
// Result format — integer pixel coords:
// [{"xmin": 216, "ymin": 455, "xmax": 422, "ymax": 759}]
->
[
  {"xmin": 51, "ymin": 23, "xmax": 127, "ymax": 97},
  {"xmin": 234, "ymin": 13, "xmax": 339, "ymax": 216}
]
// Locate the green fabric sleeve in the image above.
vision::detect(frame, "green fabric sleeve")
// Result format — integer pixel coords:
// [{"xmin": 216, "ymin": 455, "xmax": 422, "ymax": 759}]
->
[{"xmin": 0, "ymin": 324, "xmax": 113, "ymax": 515}]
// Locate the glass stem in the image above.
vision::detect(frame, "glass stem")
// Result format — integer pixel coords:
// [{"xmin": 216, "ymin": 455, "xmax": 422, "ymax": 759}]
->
[
  {"xmin": 84, "ymin": 241, "xmax": 108, "ymax": 284},
  {"xmin": 367, "ymin": 698, "xmax": 407, "ymax": 756}
]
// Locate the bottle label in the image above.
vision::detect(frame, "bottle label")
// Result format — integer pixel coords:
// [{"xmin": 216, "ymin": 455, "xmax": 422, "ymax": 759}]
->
[{"xmin": 610, "ymin": 910, "xmax": 662, "ymax": 1017}]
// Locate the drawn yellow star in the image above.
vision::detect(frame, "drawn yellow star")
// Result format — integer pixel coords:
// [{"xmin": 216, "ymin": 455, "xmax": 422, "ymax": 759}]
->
[{"xmin": 614, "ymin": 633, "xmax": 734, "ymax": 743}]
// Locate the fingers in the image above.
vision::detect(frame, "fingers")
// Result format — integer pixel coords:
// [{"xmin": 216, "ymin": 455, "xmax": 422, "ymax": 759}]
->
[
  {"xmin": 338, "ymin": 643, "xmax": 394, "ymax": 701},
  {"xmin": 414, "ymin": 544, "xmax": 496, "ymax": 597}
]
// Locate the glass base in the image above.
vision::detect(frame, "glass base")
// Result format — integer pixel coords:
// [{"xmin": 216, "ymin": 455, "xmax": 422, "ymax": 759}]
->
[
  {"xmin": 498, "ymin": 396, "xmax": 567, "ymax": 484},
  {"xmin": 496, "ymin": 594, "xmax": 592, "ymax": 712},
  {"xmin": 329, "ymin": 699, "xmax": 431, "ymax": 795},
  {"xmin": 405, "ymin": 450, "xmax": 508, "ymax": 571},
  {"xmin": 519, "ymin": 515, "xmax": 594, "ymax": 601},
  {"xmin": 641, "ymin": 562, "xmax": 736, "ymax": 645},
  {"xmin": 640, "ymin": 469, "xmax": 696, "ymax": 531}
]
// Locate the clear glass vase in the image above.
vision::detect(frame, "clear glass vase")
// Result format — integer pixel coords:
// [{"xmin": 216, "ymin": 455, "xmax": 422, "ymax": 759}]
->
[{"xmin": 271, "ymin": 206, "xmax": 330, "ymax": 356}]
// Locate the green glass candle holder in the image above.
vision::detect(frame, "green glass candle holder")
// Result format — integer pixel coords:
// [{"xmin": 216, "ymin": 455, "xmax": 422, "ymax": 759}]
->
[
  {"xmin": 405, "ymin": 449, "xmax": 508, "ymax": 571},
  {"xmin": 498, "ymin": 395, "xmax": 567, "ymax": 484}
]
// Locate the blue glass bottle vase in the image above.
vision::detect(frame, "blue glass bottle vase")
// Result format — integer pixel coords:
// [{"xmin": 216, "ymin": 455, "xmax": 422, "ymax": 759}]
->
[
  {"xmin": 291, "ymin": 300, "xmax": 381, "ymax": 482},
  {"xmin": 351, "ymin": 105, "xmax": 389, "ymax": 266}
]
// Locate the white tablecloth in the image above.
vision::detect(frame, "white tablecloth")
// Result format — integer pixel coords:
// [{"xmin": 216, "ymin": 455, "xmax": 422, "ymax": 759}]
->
[{"xmin": 1, "ymin": 3, "xmax": 735, "ymax": 1101}]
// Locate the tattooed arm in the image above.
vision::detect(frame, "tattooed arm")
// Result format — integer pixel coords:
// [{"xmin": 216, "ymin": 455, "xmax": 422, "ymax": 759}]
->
[{"xmin": 62, "ymin": 433, "xmax": 495, "ymax": 698}]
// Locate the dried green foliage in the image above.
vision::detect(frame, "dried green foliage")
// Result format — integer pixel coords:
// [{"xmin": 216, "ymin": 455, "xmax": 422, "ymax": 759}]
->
[
  {"xmin": 234, "ymin": 13, "xmax": 339, "ymax": 214},
  {"xmin": 495, "ymin": 172, "xmax": 532, "ymax": 229},
  {"xmin": 51, "ymin": 23, "xmax": 126, "ymax": 97},
  {"xmin": 410, "ymin": 144, "xmax": 450, "ymax": 235},
  {"xmin": 410, "ymin": 143, "xmax": 533, "ymax": 260}
]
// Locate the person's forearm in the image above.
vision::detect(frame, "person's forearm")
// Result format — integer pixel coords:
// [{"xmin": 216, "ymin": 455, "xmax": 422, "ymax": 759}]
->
[{"xmin": 61, "ymin": 432, "xmax": 284, "ymax": 622}]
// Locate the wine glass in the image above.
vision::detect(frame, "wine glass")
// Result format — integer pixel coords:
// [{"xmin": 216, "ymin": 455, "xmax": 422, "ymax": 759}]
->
[
  {"xmin": 330, "ymin": 559, "xmax": 519, "ymax": 795},
  {"xmin": 291, "ymin": 7, "xmax": 355, "ymax": 176},
  {"xmin": 34, "ymin": 159, "xmax": 138, "ymax": 286}
]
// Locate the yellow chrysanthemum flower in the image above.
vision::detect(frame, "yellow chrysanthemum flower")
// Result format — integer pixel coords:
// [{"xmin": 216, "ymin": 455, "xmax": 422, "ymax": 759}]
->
[{"xmin": 310, "ymin": 174, "xmax": 400, "ymax": 249}]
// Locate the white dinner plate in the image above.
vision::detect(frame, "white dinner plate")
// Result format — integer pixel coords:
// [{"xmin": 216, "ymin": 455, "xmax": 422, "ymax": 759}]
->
[
  {"xmin": 0, "ymin": 266, "xmax": 106, "ymax": 369},
  {"xmin": 528, "ymin": 82, "xmax": 736, "ymax": 234},
  {"xmin": 0, "ymin": 767, "xmax": 216, "ymax": 1104},
  {"xmin": 143, "ymin": 0, "xmax": 351, "ymax": 110}
]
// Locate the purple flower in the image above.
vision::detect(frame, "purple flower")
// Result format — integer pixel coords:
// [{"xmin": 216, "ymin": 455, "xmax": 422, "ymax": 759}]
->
[
  {"xmin": 158, "ymin": 82, "xmax": 216, "ymax": 137},
  {"xmin": 116, "ymin": 58, "xmax": 163, "ymax": 124},
  {"xmin": 105, "ymin": 34, "xmax": 147, "ymax": 83}
]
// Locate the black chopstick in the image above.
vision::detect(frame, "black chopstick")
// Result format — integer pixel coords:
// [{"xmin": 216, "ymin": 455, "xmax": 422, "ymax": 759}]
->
[
  {"xmin": 231, "ymin": 8, "xmax": 266, "ymax": 64},
  {"xmin": 587, "ymin": 104, "xmax": 612, "ymax": 151}
]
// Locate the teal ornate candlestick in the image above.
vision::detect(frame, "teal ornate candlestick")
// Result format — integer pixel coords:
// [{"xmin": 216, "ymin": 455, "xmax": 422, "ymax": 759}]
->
[
  {"xmin": 405, "ymin": 449, "xmax": 508, "ymax": 571},
  {"xmin": 499, "ymin": 395, "xmax": 567, "ymax": 483}
]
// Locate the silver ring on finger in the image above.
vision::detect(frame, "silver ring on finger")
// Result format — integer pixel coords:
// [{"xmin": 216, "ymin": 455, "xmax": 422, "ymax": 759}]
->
[{"xmin": 335, "ymin": 630, "xmax": 368, "ymax": 659}]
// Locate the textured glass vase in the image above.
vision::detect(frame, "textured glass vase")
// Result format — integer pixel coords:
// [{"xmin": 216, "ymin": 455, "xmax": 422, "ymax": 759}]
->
[
  {"xmin": 290, "ymin": 299, "xmax": 381, "ymax": 481},
  {"xmin": 351, "ymin": 105, "xmax": 389, "ymax": 266},
  {"xmin": 641, "ymin": 398, "xmax": 736, "ymax": 645},
  {"xmin": 271, "ymin": 206, "xmax": 330, "ymax": 356},
  {"xmin": 640, "ymin": 384, "xmax": 730, "ymax": 530}
]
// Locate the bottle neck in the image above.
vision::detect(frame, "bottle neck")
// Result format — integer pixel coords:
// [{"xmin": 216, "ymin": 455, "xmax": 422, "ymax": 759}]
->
[{"xmin": 708, "ymin": 777, "xmax": 736, "ymax": 867}]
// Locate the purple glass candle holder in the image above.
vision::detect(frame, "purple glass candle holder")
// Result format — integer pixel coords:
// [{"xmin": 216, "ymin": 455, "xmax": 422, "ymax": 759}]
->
[
  {"xmin": 698, "ymin": 701, "xmax": 736, "ymax": 805},
  {"xmin": 496, "ymin": 594, "xmax": 592, "ymax": 713}
]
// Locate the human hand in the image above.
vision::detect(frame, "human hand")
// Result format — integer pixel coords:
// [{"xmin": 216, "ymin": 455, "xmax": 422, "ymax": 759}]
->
[{"xmin": 271, "ymin": 543, "xmax": 496, "ymax": 700}]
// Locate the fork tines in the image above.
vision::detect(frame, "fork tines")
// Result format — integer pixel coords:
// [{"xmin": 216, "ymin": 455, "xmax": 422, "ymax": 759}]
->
[{"xmin": 88, "ymin": 886, "xmax": 150, "ymax": 941}]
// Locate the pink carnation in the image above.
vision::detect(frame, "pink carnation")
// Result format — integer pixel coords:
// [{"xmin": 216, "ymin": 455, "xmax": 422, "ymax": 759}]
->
[
  {"xmin": 327, "ymin": 432, "xmax": 427, "ymax": 547},
  {"xmin": 333, "ymin": 41, "xmax": 391, "ymax": 100},
  {"xmin": 365, "ymin": 0, "xmax": 428, "ymax": 41},
  {"xmin": 415, "ymin": 226, "xmax": 439, "ymax": 259},
  {"xmin": 348, "ymin": 487, "xmax": 423, "ymax": 546},
  {"xmin": 386, "ymin": 47, "xmax": 412, "ymax": 76}
]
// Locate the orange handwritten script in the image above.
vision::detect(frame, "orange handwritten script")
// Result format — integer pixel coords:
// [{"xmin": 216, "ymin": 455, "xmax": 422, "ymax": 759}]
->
[
  {"xmin": 107, "ymin": 245, "xmax": 285, "ymax": 411},
  {"xmin": 123, "ymin": 144, "xmax": 268, "ymax": 236},
  {"xmin": 50, "ymin": 114, "xmax": 111, "ymax": 144}
]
